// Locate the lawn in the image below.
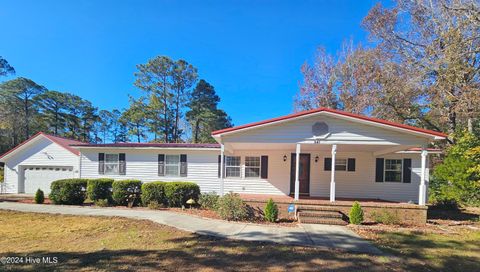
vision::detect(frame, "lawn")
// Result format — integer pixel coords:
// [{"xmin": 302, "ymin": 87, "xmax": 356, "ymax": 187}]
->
[{"xmin": 0, "ymin": 210, "xmax": 479, "ymax": 271}]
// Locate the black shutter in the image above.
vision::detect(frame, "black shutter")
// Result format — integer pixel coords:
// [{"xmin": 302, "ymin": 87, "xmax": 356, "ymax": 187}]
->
[
  {"xmin": 260, "ymin": 156, "xmax": 268, "ymax": 179},
  {"xmin": 324, "ymin": 158, "xmax": 332, "ymax": 171},
  {"xmin": 347, "ymin": 158, "xmax": 356, "ymax": 172},
  {"xmin": 158, "ymin": 154, "xmax": 165, "ymax": 176},
  {"xmin": 119, "ymin": 153, "xmax": 126, "ymax": 175},
  {"xmin": 218, "ymin": 155, "xmax": 221, "ymax": 178},
  {"xmin": 375, "ymin": 158, "xmax": 384, "ymax": 182},
  {"xmin": 98, "ymin": 153, "xmax": 105, "ymax": 174},
  {"xmin": 180, "ymin": 154, "xmax": 187, "ymax": 177},
  {"xmin": 403, "ymin": 158, "xmax": 412, "ymax": 183}
]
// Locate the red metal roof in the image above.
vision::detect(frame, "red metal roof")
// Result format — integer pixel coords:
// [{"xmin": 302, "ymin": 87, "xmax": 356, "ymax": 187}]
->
[
  {"xmin": 71, "ymin": 142, "xmax": 221, "ymax": 148},
  {"xmin": 0, "ymin": 132, "xmax": 84, "ymax": 160},
  {"xmin": 212, "ymin": 107, "xmax": 448, "ymax": 138}
]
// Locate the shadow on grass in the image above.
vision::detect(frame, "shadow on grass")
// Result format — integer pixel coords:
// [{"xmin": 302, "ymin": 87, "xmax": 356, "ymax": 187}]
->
[
  {"xmin": 427, "ymin": 206, "xmax": 479, "ymax": 221},
  {"xmin": 1, "ymin": 234, "xmax": 393, "ymax": 272},
  {"xmin": 374, "ymin": 231, "xmax": 480, "ymax": 272}
]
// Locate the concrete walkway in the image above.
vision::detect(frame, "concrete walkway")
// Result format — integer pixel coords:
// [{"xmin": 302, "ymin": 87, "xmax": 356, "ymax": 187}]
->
[{"xmin": 0, "ymin": 202, "xmax": 381, "ymax": 254}]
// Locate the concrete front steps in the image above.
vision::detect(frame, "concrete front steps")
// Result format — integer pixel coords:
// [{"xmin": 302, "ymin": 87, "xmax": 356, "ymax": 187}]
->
[{"xmin": 297, "ymin": 205, "xmax": 348, "ymax": 225}]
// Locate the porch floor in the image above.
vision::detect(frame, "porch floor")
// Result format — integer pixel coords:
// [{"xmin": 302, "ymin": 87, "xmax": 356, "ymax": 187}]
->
[{"xmin": 239, "ymin": 194, "xmax": 422, "ymax": 209}]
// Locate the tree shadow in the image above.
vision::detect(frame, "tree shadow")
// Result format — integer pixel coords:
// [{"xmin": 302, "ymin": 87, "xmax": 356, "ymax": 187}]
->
[{"xmin": 427, "ymin": 207, "xmax": 479, "ymax": 221}]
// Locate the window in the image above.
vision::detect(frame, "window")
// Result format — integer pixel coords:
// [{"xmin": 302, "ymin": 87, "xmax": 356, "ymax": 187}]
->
[
  {"xmin": 245, "ymin": 156, "xmax": 261, "ymax": 178},
  {"xmin": 335, "ymin": 158, "xmax": 347, "ymax": 171},
  {"xmin": 165, "ymin": 155, "xmax": 180, "ymax": 176},
  {"xmin": 225, "ymin": 156, "xmax": 241, "ymax": 177},
  {"xmin": 384, "ymin": 159, "xmax": 402, "ymax": 182},
  {"xmin": 105, "ymin": 154, "xmax": 119, "ymax": 174}
]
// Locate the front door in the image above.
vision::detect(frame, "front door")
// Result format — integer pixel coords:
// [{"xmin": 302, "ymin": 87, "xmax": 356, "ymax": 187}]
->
[{"xmin": 290, "ymin": 153, "xmax": 310, "ymax": 195}]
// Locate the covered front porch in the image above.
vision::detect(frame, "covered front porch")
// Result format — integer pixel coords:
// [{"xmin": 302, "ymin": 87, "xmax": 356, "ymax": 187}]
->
[{"xmin": 217, "ymin": 141, "xmax": 430, "ymax": 206}]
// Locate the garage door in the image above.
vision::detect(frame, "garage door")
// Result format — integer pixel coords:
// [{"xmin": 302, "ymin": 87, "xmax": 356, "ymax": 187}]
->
[{"xmin": 24, "ymin": 166, "xmax": 74, "ymax": 194}]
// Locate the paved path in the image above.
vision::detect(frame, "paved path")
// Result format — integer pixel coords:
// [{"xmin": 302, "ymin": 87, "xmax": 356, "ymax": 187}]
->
[{"xmin": 0, "ymin": 202, "xmax": 381, "ymax": 254}]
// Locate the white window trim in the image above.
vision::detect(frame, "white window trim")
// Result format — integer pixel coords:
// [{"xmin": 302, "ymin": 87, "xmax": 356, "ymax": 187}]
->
[
  {"xmin": 105, "ymin": 153, "xmax": 120, "ymax": 175},
  {"xmin": 165, "ymin": 154, "xmax": 181, "ymax": 177},
  {"xmin": 245, "ymin": 156, "xmax": 261, "ymax": 179},
  {"xmin": 384, "ymin": 159, "xmax": 403, "ymax": 183},
  {"xmin": 335, "ymin": 158, "xmax": 347, "ymax": 172},
  {"xmin": 225, "ymin": 156, "xmax": 241, "ymax": 178}
]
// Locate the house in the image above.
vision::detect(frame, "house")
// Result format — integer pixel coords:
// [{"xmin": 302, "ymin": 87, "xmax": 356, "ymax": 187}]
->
[{"xmin": 0, "ymin": 108, "xmax": 446, "ymax": 206}]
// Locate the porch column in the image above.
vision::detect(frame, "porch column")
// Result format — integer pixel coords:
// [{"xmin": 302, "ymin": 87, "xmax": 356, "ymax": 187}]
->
[
  {"xmin": 220, "ymin": 144, "xmax": 225, "ymax": 196},
  {"xmin": 330, "ymin": 144, "xmax": 337, "ymax": 202},
  {"xmin": 294, "ymin": 143, "xmax": 301, "ymax": 201},
  {"xmin": 419, "ymin": 148, "xmax": 428, "ymax": 205}
]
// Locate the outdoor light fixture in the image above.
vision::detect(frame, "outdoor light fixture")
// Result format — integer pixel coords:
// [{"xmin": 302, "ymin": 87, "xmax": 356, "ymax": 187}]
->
[
  {"xmin": 315, "ymin": 155, "xmax": 319, "ymax": 163},
  {"xmin": 283, "ymin": 155, "xmax": 287, "ymax": 162}
]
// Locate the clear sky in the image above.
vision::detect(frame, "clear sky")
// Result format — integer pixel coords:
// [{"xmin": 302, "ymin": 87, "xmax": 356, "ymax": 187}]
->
[{"xmin": 0, "ymin": 0, "xmax": 382, "ymax": 126}]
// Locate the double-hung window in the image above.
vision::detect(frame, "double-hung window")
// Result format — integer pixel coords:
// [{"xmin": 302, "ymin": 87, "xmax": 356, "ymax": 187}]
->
[
  {"xmin": 105, "ymin": 154, "xmax": 119, "ymax": 174},
  {"xmin": 165, "ymin": 155, "xmax": 180, "ymax": 176},
  {"xmin": 335, "ymin": 158, "xmax": 347, "ymax": 171},
  {"xmin": 245, "ymin": 156, "xmax": 261, "ymax": 178},
  {"xmin": 225, "ymin": 156, "xmax": 241, "ymax": 178},
  {"xmin": 384, "ymin": 159, "xmax": 402, "ymax": 182}
]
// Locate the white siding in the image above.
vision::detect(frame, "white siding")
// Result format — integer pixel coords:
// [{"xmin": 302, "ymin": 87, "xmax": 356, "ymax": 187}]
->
[
  {"xmin": 4, "ymin": 137, "xmax": 80, "ymax": 193},
  {"xmin": 80, "ymin": 147, "xmax": 427, "ymax": 203},
  {"xmin": 222, "ymin": 114, "xmax": 430, "ymax": 146},
  {"xmin": 80, "ymin": 149, "xmax": 221, "ymax": 193}
]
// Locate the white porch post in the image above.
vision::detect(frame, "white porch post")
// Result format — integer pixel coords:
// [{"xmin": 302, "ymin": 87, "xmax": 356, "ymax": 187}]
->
[
  {"xmin": 330, "ymin": 144, "xmax": 337, "ymax": 202},
  {"xmin": 220, "ymin": 144, "xmax": 225, "ymax": 196},
  {"xmin": 294, "ymin": 143, "xmax": 301, "ymax": 201},
  {"xmin": 419, "ymin": 148, "xmax": 428, "ymax": 205}
]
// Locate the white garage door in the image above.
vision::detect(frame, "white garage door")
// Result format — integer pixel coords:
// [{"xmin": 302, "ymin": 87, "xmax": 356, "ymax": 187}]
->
[{"xmin": 24, "ymin": 166, "xmax": 74, "ymax": 194}]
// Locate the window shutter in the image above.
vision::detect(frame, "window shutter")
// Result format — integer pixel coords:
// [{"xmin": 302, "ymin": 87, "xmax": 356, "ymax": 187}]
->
[
  {"xmin": 324, "ymin": 158, "xmax": 332, "ymax": 171},
  {"xmin": 375, "ymin": 158, "xmax": 384, "ymax": 182},
  {"xmin": 158, "ymin": 154, "xmax": 165, "ymax": 176},
  {"xmin": 119, "ymin": 153, "xmax": 126, "ymax": 175},
  {"xmin": 403, "ymin": 158, "xmax": 412, "ymax": 183},
  {"xmin": 180, "ymin": 154, "xmax": 188, "ymax": 177},
  {"xmin": 98, "ymin": 153, "xmax": 105, "ymax": 174},
  {"xmin": 347, "ymin": 158, "xmax": 356, "ymax": 171},
  {"xmin": 260, "ymin": 156, "xmax": 268, "ymax": 179}
]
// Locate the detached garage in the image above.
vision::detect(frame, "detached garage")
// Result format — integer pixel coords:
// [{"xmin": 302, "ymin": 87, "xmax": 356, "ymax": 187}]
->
[{"xmin": 0, "ymin": 132, "xmax": 82, "ymax": 194}]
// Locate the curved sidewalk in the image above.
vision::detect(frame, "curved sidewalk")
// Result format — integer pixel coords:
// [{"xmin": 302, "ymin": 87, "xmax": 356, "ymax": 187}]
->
[{"xmin": 0, "ymin": 202, "xmax": 381, "ymax": 254}]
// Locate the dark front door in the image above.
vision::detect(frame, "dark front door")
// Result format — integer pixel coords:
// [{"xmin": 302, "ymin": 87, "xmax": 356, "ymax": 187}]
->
[{"xmin": 290, "ymin": 153, "xmax": 310, "ymax": 195}]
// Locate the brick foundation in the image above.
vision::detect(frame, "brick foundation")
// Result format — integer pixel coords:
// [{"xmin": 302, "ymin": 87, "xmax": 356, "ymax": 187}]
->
[{"xmin": 244, "ymin": 199, "xmax": 427, "ymax": 225}]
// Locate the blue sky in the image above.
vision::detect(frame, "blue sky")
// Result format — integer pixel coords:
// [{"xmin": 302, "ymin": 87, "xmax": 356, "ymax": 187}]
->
[{"xmin": 0, "ymin": 0, "xmax": 381, "ymax": 126}]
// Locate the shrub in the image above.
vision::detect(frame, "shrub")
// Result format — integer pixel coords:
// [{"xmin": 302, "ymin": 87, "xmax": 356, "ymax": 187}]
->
[
  {"xmin": 430, "ymin": 131, "xmax": 480, "ymax": 207},
  {"xmin": 216, "ymin": 192, "xmax": 247, "ymax": 221},
  {"xmin": 198, "ymin": 192, "xmax": 219, "ymax": 210},
  {"xmin": 94, "ymin": 199, "xmax": 109, "ymax": 207},
  {"xmin": 141, "ymin": 182, "xmax": 167, "ymax": 206},
  {"xmin": 164, "ymin": 182, "xmax": 200, "ymax": 207},
  {"xmin": 147, "ymin": 200, "xmax": 164, "ymax": 210},
  {"xmin": 49, "ymin": 179, "xmax": 88, "ymax": 205},
  {"xmin": 87, "ymin": 178, "xmax": 114, "ymax": 203},
  {"xmin": 372, "ymin": 209, "xmax": 400, "ymax": 225},
  {"xmin": 264, "ymin": 198, "xmax": 278, "ymax": 222},
  {"xmin": 349, "ymin": 201, "xmax": 364, "ymax": 225},
  {"xmin": 112, "ymin": 180, "xmax": 142, "ymax": 207},
  {"xmin": 34, "ymin": 189, "xmax": 45, "ymax": 204}
]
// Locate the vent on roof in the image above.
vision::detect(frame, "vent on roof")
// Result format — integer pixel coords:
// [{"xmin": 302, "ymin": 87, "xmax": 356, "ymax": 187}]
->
[{"xmin": 312, "ymin": 122, "xmax": 329, "ymax": 136}]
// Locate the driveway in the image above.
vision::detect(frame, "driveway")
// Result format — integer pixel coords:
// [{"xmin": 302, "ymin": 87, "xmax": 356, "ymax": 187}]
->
[{"xmin": 0, "ymin": 201, "xmax": 381, "ymax": 254}]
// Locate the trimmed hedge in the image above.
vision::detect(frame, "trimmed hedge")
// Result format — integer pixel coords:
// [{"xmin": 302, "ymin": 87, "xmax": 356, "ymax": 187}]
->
[
  {"xmin": 87, "ymin": 178, "xmax": 114, "ymax": 203},
  {"xmin": 112, "ymin": 179, "xmax": 142, "ymax": 206},
  {"xmin": 34, "ymin": 189, "xmax": 45, "ymax": 204},
  {"xmin": 141, "ymin": 182, "xmax": 167, "ymax": 206},
  {"xmin": 164, "ymin": 182, "xmax": 200, "ymax": 207},
  {"xmin": 49, "ymin": 179, "xmax": 88, "ymax": 205}
]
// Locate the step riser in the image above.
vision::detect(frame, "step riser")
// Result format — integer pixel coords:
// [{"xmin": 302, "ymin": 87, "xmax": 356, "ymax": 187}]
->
[{"xmin": 296, "ymin": 205, "xmax": 347, "ymax": 225}]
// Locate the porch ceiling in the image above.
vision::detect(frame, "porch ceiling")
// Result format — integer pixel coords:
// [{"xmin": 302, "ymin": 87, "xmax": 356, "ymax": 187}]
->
[{"xmin": 226, "ymin": 142, "xmax": 415, "ymax": 152}]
